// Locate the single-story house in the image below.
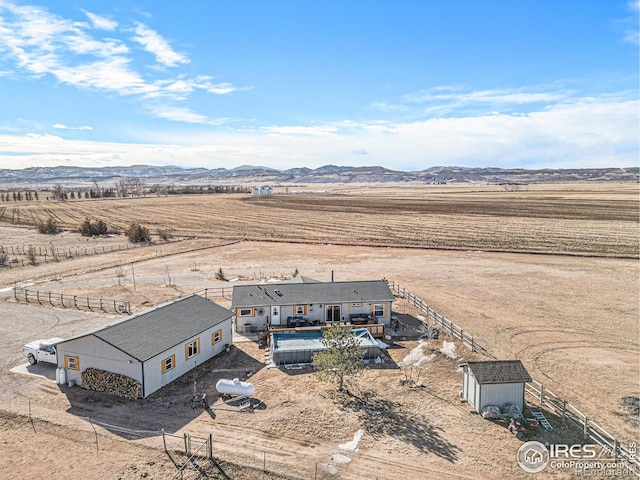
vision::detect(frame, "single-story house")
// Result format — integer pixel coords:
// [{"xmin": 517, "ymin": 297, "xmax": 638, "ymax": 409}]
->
[
  {"xmin": 230, "ymin": 279, "xmax": 394, "ymax": 333},
  {"xmin": 462, "ymin": 360, "xmax": 532, "ymax": 413},
  {"xmin": 55, "ymin": 295, "xmax": 234, "ymax": 398}
]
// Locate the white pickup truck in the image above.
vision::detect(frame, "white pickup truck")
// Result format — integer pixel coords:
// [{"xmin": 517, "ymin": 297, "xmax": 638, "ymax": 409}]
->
[{"xmin": 23, "ymin": 338, "xmax": 64, "ymax": 365}]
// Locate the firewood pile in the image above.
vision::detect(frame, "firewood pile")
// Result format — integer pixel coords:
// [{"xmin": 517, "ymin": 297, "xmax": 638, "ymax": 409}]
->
[{"xmin": 81, "ymin": 368, "xmax": 141, "ymax": 399}]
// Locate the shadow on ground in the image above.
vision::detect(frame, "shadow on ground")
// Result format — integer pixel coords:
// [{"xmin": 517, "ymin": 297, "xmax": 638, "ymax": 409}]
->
[
  {"xmin": 338, "ymin": 389, "xmax": 461, "ymax": 463},
  {"xmin": 62, "ymin": 345, "xmax": 265, "ymax": 439}
]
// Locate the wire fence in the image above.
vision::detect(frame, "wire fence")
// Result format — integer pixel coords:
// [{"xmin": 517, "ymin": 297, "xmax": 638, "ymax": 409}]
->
[
  {"xmin": 0, "ymin": 237, "xmax": 196, "ymax": 268},
  {"xmin": 14, "ymin": 397, "xmax": 338, "ymax": 480},
  {"xmin": 13, "ymin": 287, "xmax": 130, "ymax": 315}
]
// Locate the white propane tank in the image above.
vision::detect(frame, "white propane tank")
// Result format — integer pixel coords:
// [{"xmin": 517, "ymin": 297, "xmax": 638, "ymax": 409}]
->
[
  {"xmin": 59, "ymin": 367, "xmax": 67, "ymax": 385},
  {"xmin": 216, "ymin": 378, "xmax": 255, "ymax": 397},
  {"xmin": 55, "ymin": 367, "xmax": 61, "ymax": 385}
]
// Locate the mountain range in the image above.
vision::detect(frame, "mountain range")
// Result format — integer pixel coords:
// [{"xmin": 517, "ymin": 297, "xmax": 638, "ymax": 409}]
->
[{"xmin": 0, "ymin": 164, "xmax": 637, "ymax": 189}]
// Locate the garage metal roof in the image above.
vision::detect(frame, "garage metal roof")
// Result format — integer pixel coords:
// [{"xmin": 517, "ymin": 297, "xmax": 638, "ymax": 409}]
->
[
  {"xmin": 59, "ymin": 295, "xmax": 233, "ymax": 362},
  {"xmin": 231, "ymin": 280, "xmax": 394, "ymax": 308},
  {"xmin": 466, "ymin": 360, "xmax": 532, "ymax": 384}
]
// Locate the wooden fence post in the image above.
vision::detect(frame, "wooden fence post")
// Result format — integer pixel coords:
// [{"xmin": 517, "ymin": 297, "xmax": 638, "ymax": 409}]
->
[
  {"xmin": 562, "ymin": 400, "xmax": 567, "ymax": 428},
  {"xmin": 60, "ymin": 294, "xmax": 65, "ymax": 308},
  {"xmin": 540, "ymin": 384, "xmax": 545, "ymax": 404},
  {"xmin": 583, "ymin": 416, "xmax": 588, "ymax": 439}
]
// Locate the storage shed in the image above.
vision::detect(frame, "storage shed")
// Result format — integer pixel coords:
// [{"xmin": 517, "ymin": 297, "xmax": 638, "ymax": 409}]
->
[
  {"xmin": 462, "ymin": 360, "xmax": 532, "ymax": 413},
  {"xmin": 56, "ymin": 295, "xmax": 234, "ymax": 398}
]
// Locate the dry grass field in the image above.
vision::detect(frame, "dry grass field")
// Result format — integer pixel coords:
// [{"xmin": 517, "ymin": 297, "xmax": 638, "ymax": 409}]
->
[
  {"xmin": 0, "ymin": 183, "xmax": 638, "ymax": 479},
  {"xmin": 1, "ymin": 183, "xmax": 637, "ymax": 257}
]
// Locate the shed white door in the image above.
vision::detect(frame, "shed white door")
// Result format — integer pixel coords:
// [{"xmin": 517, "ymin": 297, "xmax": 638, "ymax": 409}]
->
[{"xmin": 271, "ymin": 306, "xmax": 281, "ymax": 325}]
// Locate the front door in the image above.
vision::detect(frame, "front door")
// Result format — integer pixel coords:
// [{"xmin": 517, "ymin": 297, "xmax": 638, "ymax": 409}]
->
[
  {"xmin": 326, "ymin": 305, "xmax": 341, "ymax": 323},
  {"xmin": 271, "ymin": 306, "xmax": 280, "ymax": 325}
]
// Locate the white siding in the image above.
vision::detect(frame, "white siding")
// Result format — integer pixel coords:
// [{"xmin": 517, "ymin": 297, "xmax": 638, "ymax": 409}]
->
[
  {"xmin": 142, "ymin": 318, "xmax": 232, "ymax": 398},
  {"xmin": 479, "ymin": 383, "xmax": 525, "ymax": 412},
  {"xmin": 463, "ymin": 368, "xmax": 479, "ymax": 409},
  {"xmin": 56, "ymin": 335, "xmax": 141, "ymax": 386}
]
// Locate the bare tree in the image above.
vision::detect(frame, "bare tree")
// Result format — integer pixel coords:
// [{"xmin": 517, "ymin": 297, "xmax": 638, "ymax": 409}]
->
[{"xmin": 52, "ymin": 184, "xmax": 66, "ymax": 201}]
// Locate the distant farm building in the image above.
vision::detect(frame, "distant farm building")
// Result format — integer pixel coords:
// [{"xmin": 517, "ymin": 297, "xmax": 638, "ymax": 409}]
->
[
  {"xmin": 56, "ymin": 295, "xmax": 234, "ymax": 398},
  {"xmin": 462, "ymin": 360, "xmax": 532, "ymax": 413},
  {"xmin": 230, "ymin": 279, "xmax": 394, "ymax": 337},
  {"xmin": 251, "ymin": 186, "xmax": 273, "ymax": 195}
]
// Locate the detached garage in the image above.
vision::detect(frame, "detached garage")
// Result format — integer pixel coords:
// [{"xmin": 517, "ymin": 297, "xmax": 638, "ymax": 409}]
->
[
  {"xmin": 56, "ymin": 295, "xmax": 234, "ymax": 398},
  {"xmin": 462, "ymin": 360, "xmax": 532, "ymax": 413}
]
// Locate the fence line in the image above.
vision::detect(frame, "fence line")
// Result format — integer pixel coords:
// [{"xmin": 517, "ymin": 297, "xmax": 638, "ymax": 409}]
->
[
  {"xmin": 200, "ymin": 287, "xmax": 234, "ymax": 299},
  {"xmin": 0, "ymin": 237, "xmax": 195, "ymax": 267},
  {"xmin": 13, "ymin": 287, "xmax": 130, "ymax": 315},
  {"xmin": 388, "ymin": 280, "xmax": 638, "ymax": 477},
  {"xmin": 525, "ymin": 379, "xmax": 639, "ymax": 474},
  {"xmin": 388, "ymin": 280, "xmax": 495, "ymax": 358}
]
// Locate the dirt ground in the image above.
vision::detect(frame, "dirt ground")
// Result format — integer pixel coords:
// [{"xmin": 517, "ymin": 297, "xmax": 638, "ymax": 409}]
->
[{"xmin": 0, "ymin": 184, "xmax": 638, "ymax": 479}]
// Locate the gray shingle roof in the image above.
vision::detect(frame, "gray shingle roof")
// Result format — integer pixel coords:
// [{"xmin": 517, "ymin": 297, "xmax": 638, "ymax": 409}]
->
[
  {"xmin": 466, "ymin": 360, "xmax": 532, "ymax": 384},
  {"xmin": 85, "ymin": 295, "xmax": 233, "ymax": 362},
  {"xmin": 231, "ymin": 280, "xmax": 394, "ymax": 308}
]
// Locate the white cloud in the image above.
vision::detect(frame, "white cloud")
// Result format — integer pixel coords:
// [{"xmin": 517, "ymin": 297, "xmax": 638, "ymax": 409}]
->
[
  {"xmin": 53, "ymin": 124, "xmax": 93, "ymax": 130},
  {"xmin": 82, "ymin": 10, "xmax": 117, "ymax": 31},
  {"xmin": 0, "ymin": 1, "xmax": 243, "ymax": 125},
  {"xmin": 262, "ymin": 125, "xmax": 338, "ymax": 136},
  {"xmin": 132, "ymin": 22, "xmax": 189, "ymax": 67},
  {"xmin": 403, "ymin": 86, "xmax": 570, "ymax": 106},
  {"xmin": 1, "ymin": 96, "xmax": 636, "ymax": 171}
]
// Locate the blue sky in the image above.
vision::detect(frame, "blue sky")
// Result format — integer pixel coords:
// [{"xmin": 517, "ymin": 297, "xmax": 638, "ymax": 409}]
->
[{"xmin": 0, "ymin": 0, "xmax": 638, "ymax": 171}]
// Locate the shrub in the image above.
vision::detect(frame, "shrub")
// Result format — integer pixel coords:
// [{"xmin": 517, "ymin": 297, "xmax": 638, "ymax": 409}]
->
[
  {"xmin": 125, "ymin": 223, "xmax": 151, "ymax": 243},
  {"xmin": 215, "ymin": 267, "xmax": 227, "ymax": 281},
  {"xmin": 36, "ymin": 216, "xmax": 59, "ymax": 234},
  {"xmin": 26, "ymin": 245, "xmax": 37, "ymax": 265},
  {"xmin": 80, "ymin": 218, "xmax": 108, "ymax": 236}
]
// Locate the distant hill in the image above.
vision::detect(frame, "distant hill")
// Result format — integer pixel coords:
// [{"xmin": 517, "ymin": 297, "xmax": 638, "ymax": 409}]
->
[{"xmin": 0, "ymin": 164, "xmax": 637, "ymax": 189}]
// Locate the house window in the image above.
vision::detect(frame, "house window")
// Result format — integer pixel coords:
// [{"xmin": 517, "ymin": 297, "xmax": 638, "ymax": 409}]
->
[
  {"xmin": 239, "ymin": 308, "xmax": 253, "ymax": 317},
  {"xmin": 185, "ymin": 338, "xmax": 200, "ymax": 360},
  {"xmin": 373, "ymin": 304, "xmax": 384, "ymax": 317},
  {"xmin": 64, "ymin": 354, "xmax": 79, "ymax": 371},
  {"xmin": 162, "ymin": 354, "xmax": 175, "ymax": 374},
  {"xmin": 212, "ymin": 329, "xmax": 222, "ymax": 344},
  {"xmin": 294, "ymin": 305, "xmax": 306, "ymax": 315}
]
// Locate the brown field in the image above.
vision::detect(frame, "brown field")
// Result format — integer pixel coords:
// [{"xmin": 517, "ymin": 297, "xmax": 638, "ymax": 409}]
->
[
  {"xmin": 1, "ymin": 183, "xmax": 637, "ymax": 257},
  {"xmin": 0, "ymin": 183, "xmax": 638, "ymax": 479}
]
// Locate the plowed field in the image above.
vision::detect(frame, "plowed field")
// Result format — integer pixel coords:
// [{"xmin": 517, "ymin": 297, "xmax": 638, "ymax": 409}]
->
[{"xmin": 1, "ymin": 183, "xmax": 637, "ymax": 257}]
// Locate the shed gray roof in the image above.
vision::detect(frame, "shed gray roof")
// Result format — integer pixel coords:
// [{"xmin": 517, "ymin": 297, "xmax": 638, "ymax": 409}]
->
[
  {"xmin": 466, "ymin": 360, "xmax": 532, "ymax": 385},
  {"xmin": 59, "ymin": 295, "xmax": 233, "ymax": 362},
  {"xmin": 231, "ymin": 280, "xmax": 394, "ymax": 308}
]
